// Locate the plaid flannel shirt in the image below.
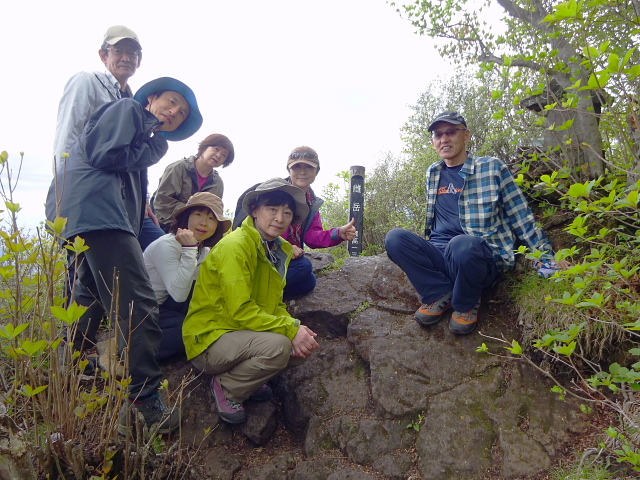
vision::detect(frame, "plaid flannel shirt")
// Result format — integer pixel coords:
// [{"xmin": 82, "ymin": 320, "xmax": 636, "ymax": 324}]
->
[{"xmin": 425, "ymin": 153, "xmax": 554, "ymax": 272}]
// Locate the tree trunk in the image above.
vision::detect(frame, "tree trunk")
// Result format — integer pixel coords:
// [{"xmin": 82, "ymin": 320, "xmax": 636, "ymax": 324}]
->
[{"xmin": 573, "ymin": 95, "xmax": 606, "ymax": 179}]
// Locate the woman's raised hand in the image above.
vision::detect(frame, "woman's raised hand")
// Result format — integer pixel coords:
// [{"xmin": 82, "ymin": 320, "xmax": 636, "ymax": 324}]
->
[
  {"xmin": 175, "ymin": 228, "xmax": 198, "ymax": 246},
  {"xmin": 338, "ymin": 218, "xmax": 357, "ymax": 242}
]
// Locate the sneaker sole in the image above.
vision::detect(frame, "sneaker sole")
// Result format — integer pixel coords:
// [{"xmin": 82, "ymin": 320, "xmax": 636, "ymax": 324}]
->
[
  {"xmin": 449, "ymin": 317, "xmax": 478, "ymax": 335},
  {"xmin": 414, "ymin": 304, "xmax": 452, "ymax": 326}
]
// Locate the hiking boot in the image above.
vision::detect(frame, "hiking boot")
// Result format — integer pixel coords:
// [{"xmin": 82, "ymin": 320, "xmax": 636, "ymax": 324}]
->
[
  {"xmin": 81, "ymin": 346, "xmax": 100, "ymax": 376},
  {"xmin": 210, "ymin": 375, "xmax": 246, "ymax": 424},
  {"xmin": 248, "ymin": 383, "xmax": 273, "ymax": 403},
  {"xmin": 449, "ymin": 301, "xmax": 481, "ymax": 335},
  {"xmin": 414, "ymin": 291, "xmax": 453, "ymax": 326},
  {"xmin": 57, "ymin": 340, "xmax": 99, "ymax": 379},
  {"xmin": 118, "ymin": 394, "xmax": 181, "ymax": 436}
]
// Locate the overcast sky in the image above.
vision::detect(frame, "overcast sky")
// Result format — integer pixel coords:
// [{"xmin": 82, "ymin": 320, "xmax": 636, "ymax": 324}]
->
[{"xmin": 1, "ymin": 0, "xmax": 451, "ymax": 231}]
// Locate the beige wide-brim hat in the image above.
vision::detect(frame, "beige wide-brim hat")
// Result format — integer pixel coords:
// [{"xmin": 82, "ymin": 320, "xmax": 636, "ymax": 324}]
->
[
  {"xmin": 242, "ymin": 177, "xmax": 309, "ymax": 224},
  {"xmin": 172, "ymin": 192, "xmax": 231, "ymax": 236}
]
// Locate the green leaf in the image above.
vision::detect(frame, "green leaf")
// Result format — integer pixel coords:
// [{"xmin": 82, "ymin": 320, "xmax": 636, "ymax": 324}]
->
[
  {"xmin": 583, "ymin": 46, "xmax": 599, "ymax": 58},
  {"xmin": 65, "ymin": 235, "xmax": 90, "ymax": 255},
  {"xmin": 19, "ymin": 340, "xmax": 48, "ymax": 357},
  {"xmin": 567, "ymin": 183, "xmax": 590, "ymax": 198},
  {"xmin": 19, "ymin": 384, "xmax": 48, "ymax": 397},
  {"xmin": 607, "ymin": 53, "xmax": 620, "ymax": 72},
  {"xmin": 582, "ymin": 71, "xmax": 610, "ymax": 89},
  {"xmin": 553, "ymin": 341, "xmax": 577, "ymax": 356},
  {"xmin": 0, "ymin": 323, "xmax": 30, "ymax": 340},
  {"xmin": 5, "ymin": 201, "xmax": 21, "ymax": 213},
  {"xmin": 504, "ymin": 340, "xmax": 522, "ymax": 355},
  {"xmin": 50, "ymin": 303, "xmax": 88, "ymax": 326},
  {"xmin": 46, "ymin": 217, "xmax": 68, "ymax": 236}
]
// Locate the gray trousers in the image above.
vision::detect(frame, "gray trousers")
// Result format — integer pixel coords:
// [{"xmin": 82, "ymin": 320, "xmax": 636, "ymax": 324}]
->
[
  {"xmin": 70, "ymin": 230, "xmax": 162, "ymax": 400},
  {"xmin": 191, "ymin": 330, "xmax": 304, "ymax": 403}
]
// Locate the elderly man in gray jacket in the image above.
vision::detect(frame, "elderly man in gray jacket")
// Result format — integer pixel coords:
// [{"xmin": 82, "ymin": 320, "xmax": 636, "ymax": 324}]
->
[
  {"xmin": 54, "ymin": 26, "xmax": 164, "ymax": 253},
  {"xmin": 53, "ymin": 25, "xmax": 142, "ymax": 176}
]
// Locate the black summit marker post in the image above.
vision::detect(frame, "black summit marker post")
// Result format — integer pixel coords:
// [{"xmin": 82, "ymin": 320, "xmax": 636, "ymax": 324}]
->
[{"xmin": 348, "ymin": 166, "xmax": 365, "ymax": 256}]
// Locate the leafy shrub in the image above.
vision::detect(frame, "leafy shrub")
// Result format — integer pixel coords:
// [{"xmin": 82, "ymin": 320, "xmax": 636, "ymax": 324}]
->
[{"xmin": 0, "ymin": 151, "xmax": 193, "ymax": 479}]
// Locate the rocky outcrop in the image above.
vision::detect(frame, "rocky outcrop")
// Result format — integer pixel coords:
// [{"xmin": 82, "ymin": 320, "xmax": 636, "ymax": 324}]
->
[{"xmin": 164, "ymin": 254, "xmax": 586, "ymax": 480}]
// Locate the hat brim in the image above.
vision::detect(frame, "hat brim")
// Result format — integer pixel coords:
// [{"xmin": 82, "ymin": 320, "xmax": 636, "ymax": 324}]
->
[
  {"xmin": 428, "ymin": 119, "xmax": 465, "ymax": 132},
  {"xmin": 107, "ymin": 37, "xmax": 142, "ymax": 49},
  {"xmin": 242, "ymin": 182, "xmax": 309, "ymax": 225},
  {"xmin": 172, "ymin": 203, "xmax": 232, "ymax": 239},
  {"xmin": 287, "ymin": 159, "xmax": 319, "ymax": 169},
  {"xmin": 134, "ymin": 77, "xmax": 203, "ymax": 141}
]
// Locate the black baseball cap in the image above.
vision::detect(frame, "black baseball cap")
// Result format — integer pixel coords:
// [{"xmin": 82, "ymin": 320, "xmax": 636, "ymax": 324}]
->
[{"xmin": 428, "ymin": 111, "xmax": 467, "ymax": 132}]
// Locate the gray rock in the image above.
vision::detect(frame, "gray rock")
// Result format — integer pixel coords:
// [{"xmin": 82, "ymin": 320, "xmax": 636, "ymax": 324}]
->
[
  {"xmin": 235, "ymin": 453, "xmax": 296, "ymax": 480},
  {"xmin": 162, "ymin": 363, "xmax": 235, "ymax": 448},
  {"xmin": 288, "ymin": 458, "xmax": 343, "ymax": 480},
  {"xmin": 326, "ymin": 468, "xmax": 378, "ymax": 480},
  {"xmin": 239, "ymin": 400, "xmax": 278, "ymax": 445},
  {"xmin": 372, "ymin": 451, "xmax": 414, "ymax": 480},
  {"xmin": 274, "ymin": 340, "xmax": 369, "ymax": 433},
  {"xmin": 157, "ymin": 254, "xmax": 586, "ymax": 480},
  {"xmin": 304, "ymin": 416, "xmax": 337, "ymax": 458},
  {"xmin": 326, "ymin": 416, "xmax": 414, "ymax": 465},
  {"xmin": 307, "ymin": 251, "xmax": 335, "ymax": 272},
  {"xmin": 198, "ymin": 449, "xmax": 243, "ymax": 480}
]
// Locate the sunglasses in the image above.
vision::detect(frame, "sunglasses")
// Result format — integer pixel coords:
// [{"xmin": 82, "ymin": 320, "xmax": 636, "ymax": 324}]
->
[{"xmin": 289, "ymin": 152, "xmax": 318, "ymax": 160}]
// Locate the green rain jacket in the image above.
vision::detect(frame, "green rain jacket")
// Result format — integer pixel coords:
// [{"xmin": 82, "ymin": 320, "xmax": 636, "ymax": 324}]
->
[{"xmin": 183, "ymin": 215, "xmax": 300, "ymax": 360}]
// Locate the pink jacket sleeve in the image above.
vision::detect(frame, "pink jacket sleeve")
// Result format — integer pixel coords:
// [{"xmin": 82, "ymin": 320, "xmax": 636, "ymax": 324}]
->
[{"xmin": 283, "ymin": 211, "xmax": 343, "ymax": 249}]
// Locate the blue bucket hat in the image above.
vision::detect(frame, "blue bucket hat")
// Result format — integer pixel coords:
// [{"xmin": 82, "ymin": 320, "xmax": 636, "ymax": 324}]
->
[{"xmin": 134, "ymin": 77, "xmax": 203, "ymax": 141}]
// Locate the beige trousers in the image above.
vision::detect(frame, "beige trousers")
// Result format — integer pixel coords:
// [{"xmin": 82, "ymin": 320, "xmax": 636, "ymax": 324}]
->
[{"xmin": 191, "ymin": 330, "xmax": 303, "ymax": 402}]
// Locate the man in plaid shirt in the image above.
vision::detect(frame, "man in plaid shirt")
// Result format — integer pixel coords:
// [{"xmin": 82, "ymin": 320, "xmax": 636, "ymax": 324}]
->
[{"xmin": 385, "ymin": 111, "xmax": 561, "ymax": 335}]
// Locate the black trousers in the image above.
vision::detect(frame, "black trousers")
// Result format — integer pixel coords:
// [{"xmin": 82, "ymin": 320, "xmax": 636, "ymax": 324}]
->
[
  {"xmin": 70, "ymin": 230, "xmax": 162, "ymax": 400},
  {"xmin": 157, "ymin": 294, "xmax": 190, "ymax": 362}
]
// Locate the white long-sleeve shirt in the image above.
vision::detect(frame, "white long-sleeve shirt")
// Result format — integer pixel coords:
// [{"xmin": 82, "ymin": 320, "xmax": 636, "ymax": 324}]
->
[{"xmin": 143, "ymin": 233, "xmax": 209, "ymax": 304}]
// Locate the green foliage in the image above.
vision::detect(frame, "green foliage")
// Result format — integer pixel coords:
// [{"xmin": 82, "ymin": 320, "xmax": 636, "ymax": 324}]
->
[
  {"xmin": 360, "ymin": 152, "xmax": 428, "ymax": 249},
  {"xmin": 509, "ymin": 267, "xmax": 627, "ymax": 362},
  {"xmin": 349, "ymin": 301, "xmax": 371, "ymax": 319},
  {"xmin": 402, "ymin": 72, "xmax": 533, "ymax": 166},
  {"xmin": 393, "ymin": 0, "xmax": 640, "ymax": 182},
  {"xmin": 0, "ymin": 151, "xmax": 191, "ymax": 479},
  {"xmin": 354, "ymin": 72, "xmax": 539, "ymax": 253},
  {"xmin": 406, "ymin": 413, "xmax": 424, "ymax": 432},
  {"xmin": 320, "ymin": 170, "xmax": 351, "ymax": 235},
  {"xmin": 548, "ymin": 462, "xmax": 620, "ymax": 480}
]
